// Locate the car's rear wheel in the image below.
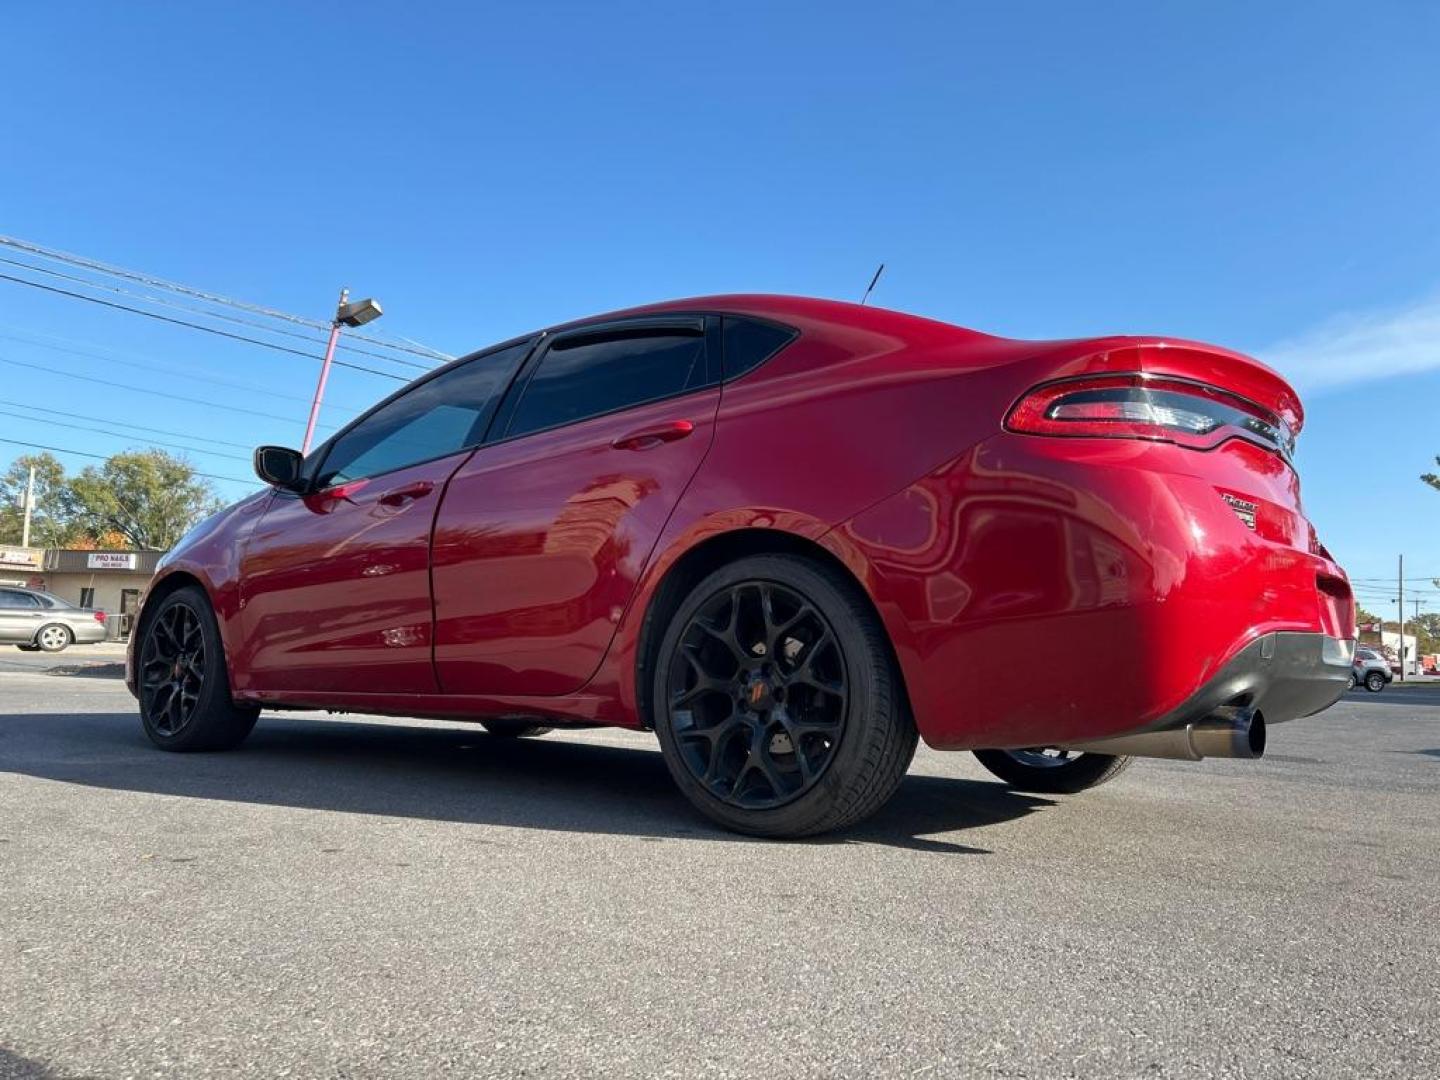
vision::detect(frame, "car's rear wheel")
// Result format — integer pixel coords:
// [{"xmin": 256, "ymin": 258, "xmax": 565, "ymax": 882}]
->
[
  {"xmin": 35, "ymin": 624, "xmax": 72, "ymax": 652},
  {"xmin": 972, "ymin": 747, "xmax": 1133, "ymax": 794},
  {"xmin": 137, "ymin": 586, "xmax": 258, "ymax": 752},
  {"xmin": 652, "ymin": 554, "xmax": 917, "ymax": 838},
  {"xmin": 1347, "ymin": 673, "xmax": 1357, "ymax": 690},
  {"xmin": 481, "ymin": 719, "xmax": 554, "ymax": 738},
  {"xmin": 1365, "ymin": 671, "xmax": 1387, "ymax": 693}
]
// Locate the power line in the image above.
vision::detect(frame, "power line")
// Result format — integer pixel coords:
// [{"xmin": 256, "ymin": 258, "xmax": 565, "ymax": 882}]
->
[
  {"xmin": 0, "ymin": 328, "xmax": 371, "ymax": 412},
  {"xmin": 0, "ymin": 408, "xmax": 251, "ymax": 465},
  {"xmin": 0, "ymin": 234, "xmax": 453, "ymax": 361},
  {"xmin": 0, "ymin": 253, "xmax": 438, "ymax": 372},
  {"xmin": 0, "ymin": 436, "xmax": 253, "ymax": 486},
  {"xmin": 0, "ymin": 354, "xmax": 339, "ymax": 431},
  {"xmin": 0, "ymin": 271, "xmax": 409, "ymax": 381},
  {"xmin": 0, "ymin": 397, "xmax": 253, "ymax": 450}
]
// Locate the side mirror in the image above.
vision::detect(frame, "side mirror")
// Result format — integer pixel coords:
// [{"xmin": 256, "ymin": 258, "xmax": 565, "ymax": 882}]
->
[{"xmin": 254, "ymin": 446, "xmax": 306, "ymax": 491}]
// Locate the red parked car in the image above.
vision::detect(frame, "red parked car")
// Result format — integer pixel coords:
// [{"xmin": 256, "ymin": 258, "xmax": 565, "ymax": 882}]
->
[{"xmin": 127, "ymin": 296, "xmax": 1354, "ymax": 837}]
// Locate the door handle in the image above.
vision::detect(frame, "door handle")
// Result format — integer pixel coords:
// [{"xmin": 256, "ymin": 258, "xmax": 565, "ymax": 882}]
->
[
  {"xmin": 378, "ymin": 480, "xmax": 435, "ymax": 506},
  {"xmin": 611, "ymin": 419, "xmax": 695, "ymax": 451}
]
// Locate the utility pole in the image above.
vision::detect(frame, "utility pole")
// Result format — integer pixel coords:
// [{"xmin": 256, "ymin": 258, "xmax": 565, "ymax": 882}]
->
[
  {"xmin": 1398, "ymin": 554, "xmax": 1406, "ymax": 682},
  {"xmin": 20, "ymin": 464, "xmax": 34, "ymax": 548}
]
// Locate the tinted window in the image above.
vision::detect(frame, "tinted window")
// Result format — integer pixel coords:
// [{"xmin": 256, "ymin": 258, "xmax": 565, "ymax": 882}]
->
[
  {"xmin": 722, "ymin": 316, "xmax": 797, "ymax": 381},
  {"xmin": 317, "ymin": 340, "xmax": 530, "ymax": 487},
  {"xmin": 0, "ymin": 590, "xmax": 39, "ymax": 609},
  {"xmin": 507, "ymin": 331, "xmax": 706, "ymax": 438}
]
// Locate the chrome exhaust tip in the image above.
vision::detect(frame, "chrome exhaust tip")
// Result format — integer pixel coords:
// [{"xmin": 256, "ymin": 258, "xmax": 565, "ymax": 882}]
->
[{"xmin": 1061, "ymin": 707, "xmax": 1265, "ymax": 761}]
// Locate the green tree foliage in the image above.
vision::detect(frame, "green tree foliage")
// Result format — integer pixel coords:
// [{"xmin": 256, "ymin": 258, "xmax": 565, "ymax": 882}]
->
[
  {"xmin": 1424, "ymin": 457, "xmax": 1440, "ymax": 492},
  {"xmin": 1, "ymin": 449, "xmax": 221, "ymax": 550},
  {"xmin": 63, "ymin": 450, "xmax": 223, "ymax": 550},
  {"xmin": 1410, "ymin": 612, "xmax": 1440, "ymax": 656},
  {"xmin": 0, "ymin": 453, "xmax": 81, "ymax": 547}
]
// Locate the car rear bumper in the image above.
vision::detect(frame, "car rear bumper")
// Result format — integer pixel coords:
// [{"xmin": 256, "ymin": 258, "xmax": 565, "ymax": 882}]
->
[
  {"xmin": 1112, "ymin": 631, "xmax": 1350, "ymax": 740},
  {"xmin": 831, "ymin": 433, "xmax": 1354, "ymax": 751},
  {"xmin": 67, "ymin": 622, "xmax": 109, "ymax": 645}
]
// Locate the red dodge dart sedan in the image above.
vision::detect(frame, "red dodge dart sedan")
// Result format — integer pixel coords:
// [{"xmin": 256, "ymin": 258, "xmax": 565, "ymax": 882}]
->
[{"xmin": 127, "ymin": 295, "xmax": 1354, "ymax": 837}]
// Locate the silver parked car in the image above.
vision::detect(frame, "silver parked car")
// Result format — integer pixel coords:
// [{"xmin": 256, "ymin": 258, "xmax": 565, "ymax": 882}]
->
[
  {"xmin": 0, "ymin": 586, "xmax": 109, "ymax": 652},
  {"xmin": 1350, "ymin": 647, "xmax": 1393, "ymax": 693}
]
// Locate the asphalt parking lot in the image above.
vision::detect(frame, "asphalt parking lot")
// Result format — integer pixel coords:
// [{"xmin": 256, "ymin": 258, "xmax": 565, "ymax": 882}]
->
[{"xmin": 2, "ymin": 669, "xmax": 1437, "ymax": 1079}]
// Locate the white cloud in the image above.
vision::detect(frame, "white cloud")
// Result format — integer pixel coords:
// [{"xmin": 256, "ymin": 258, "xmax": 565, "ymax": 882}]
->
[{"xmin": 1259, "ymin": 294, "xmax": 1440, "ymax": 391}]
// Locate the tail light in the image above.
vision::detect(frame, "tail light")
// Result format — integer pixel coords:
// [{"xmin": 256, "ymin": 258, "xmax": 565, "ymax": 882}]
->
[
  {"xmin": 93, "ymin": 611, "xmax": 106, "ymax": 623},
  {"xmin": 1006, "ymin": 374, "xmax": 1294, "ymax": 460}
]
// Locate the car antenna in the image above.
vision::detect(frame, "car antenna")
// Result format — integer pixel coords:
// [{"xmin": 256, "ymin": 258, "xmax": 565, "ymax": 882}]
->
[{"xmin": 859, "ymin": 263, "xmax": 885, "ymax": 305}]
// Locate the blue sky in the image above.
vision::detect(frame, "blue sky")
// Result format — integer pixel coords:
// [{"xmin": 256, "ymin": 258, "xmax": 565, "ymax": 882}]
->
[{"xmin": 1, "ymin": 1, "xmax": 1437, "ymax": 609}]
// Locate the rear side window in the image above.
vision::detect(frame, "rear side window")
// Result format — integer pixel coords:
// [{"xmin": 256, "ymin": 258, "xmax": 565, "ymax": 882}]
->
[
  {"xmin": 0, "ymin": 589, "xmax": 39, "ymax": 609},
  {"xmin": 506, "ymin": 330, "xmax": 707, "ymax": 438},
  {"xmin": 317, "ymin": 340, "xmax": 531, "ymax": 487},
  {"xmin": 722, "ymin": 316, "xmax": 797, "ymax": 381}
]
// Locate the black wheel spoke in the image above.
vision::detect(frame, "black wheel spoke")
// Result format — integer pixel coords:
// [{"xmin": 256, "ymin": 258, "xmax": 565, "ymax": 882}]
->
[{"xmin": 666, "ymin": 579, "xmax": 848, "ymax": 810}]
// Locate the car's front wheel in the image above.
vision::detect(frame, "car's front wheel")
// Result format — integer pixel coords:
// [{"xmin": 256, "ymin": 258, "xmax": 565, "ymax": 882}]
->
[
  {"xmin": 972, "ymin": 748, "xmax": 1133, "ymax": 794},
  {"xmin": 652, "ymin": 554, "xmax": 917, "ymax": 838},
  {"xmin": 1365, "ymin": 671, "xmax": 1387, "ymax": 693},
  {"xmin": 1347, "ymin": 673, "xmax": 1357, "ymax": 690},
  {"xmin": 137, "ymin": 586, "xmax": 258, "ymax": 752}
]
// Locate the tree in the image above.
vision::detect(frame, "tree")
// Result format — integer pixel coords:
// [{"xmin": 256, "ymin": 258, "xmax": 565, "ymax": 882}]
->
[
  {"xmin": 0, "ymin": 453, "xmax": 82, "ymax": 547},
  {"xmin": 1424, "ymin": 457, "xmax": 1440, "ymax": 492},
  {"xmin": 1410, "ymin": 612, "xmax": 1440, "ymax": 656},
  {"xmin": 62, "ymin": 450, "xmax": 222, "ymax": 550}
]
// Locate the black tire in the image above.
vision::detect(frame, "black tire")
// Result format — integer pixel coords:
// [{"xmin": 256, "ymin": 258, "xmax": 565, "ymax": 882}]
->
[
  {"xmin": 35, "ymin": 623, "xmax": 73, "ymax": 653},
  {"xmin": 1365, "ymin": 672, "xmax": 1386, "ymax": 693},
  {"xmin": 481, "ymin": 719, "xmax": 554, "ymax": 738},
  {"xmin": 137, "ymin": 585, "xmax": 258, "ymax": 752},
  {"xmin": 652, "ymin": 554, "xmax": 917, "ymax": 838},
  {"xmin": 1347, "ymin": 673, "xmax": 1357, "ymax": 690},
  {"xmin": 973, "ymin": 748, "xmax": 1133, "ymax": 794}
]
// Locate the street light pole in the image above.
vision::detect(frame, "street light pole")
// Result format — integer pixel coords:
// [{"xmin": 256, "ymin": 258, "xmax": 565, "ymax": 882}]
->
[
  {"xmin": 300, "ymin": 288, "xmax": 384, "ymax": 455},
  {"xmin": 302, "ymin": 288, "xmax": 349, "ymax": 456}
]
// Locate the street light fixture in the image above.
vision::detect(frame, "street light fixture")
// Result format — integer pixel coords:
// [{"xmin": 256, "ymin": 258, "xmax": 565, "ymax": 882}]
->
[
  {"xmin": 301, "ymin": 287, "xmax": 383, "ymax": 454},
  {"xmin": 336, "ymin": 296, "xmax": 383, "ymax": 328}
]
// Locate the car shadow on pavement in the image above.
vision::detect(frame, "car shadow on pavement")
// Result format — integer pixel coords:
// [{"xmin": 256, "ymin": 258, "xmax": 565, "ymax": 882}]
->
[
  {"xmin": 0, "ymin": 710, "xmax": 1054, "ymax": 855},
  {"xmin": 0, "ymin": 1046, "xmax": 54, "ymax": 1079}
]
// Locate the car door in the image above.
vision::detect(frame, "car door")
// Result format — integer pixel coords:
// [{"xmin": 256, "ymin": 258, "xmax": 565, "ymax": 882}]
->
[
  {"xmin": 237, "ymin": 339, "xmax": 532, "ymax": 695},
  {"xmin": 0, "ymin": 588, "xmax": 44, "ymax": 642},
  {"xmin": 432, "ymin": 317, "xmax": 720, "ymax": 696}
]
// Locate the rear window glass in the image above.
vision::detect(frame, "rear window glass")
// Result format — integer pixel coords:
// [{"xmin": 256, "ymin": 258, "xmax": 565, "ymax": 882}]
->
[{"xmin": 721, "ymin": 317, "xmax": 797, "ymax": 381}]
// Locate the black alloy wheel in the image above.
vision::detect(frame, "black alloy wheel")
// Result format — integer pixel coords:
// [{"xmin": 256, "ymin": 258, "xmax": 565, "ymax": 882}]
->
[
  {"xmin": 653, "ymin": 554, "xmax": 917, "ymax": 838},
  {"xmin": 667, "ymin": 580, "xmax": 848, "ymax": 810},
  {"xmin": 972, "ymin": 747, "xmax": 1133, "ymax": 794},
  {"xmin": 138, "ymin": 585, "xmax": 258, "ymax": 752},
  {"xmin": 139, "ymin": 600, "xmax": 208, "ymax": 737}
]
